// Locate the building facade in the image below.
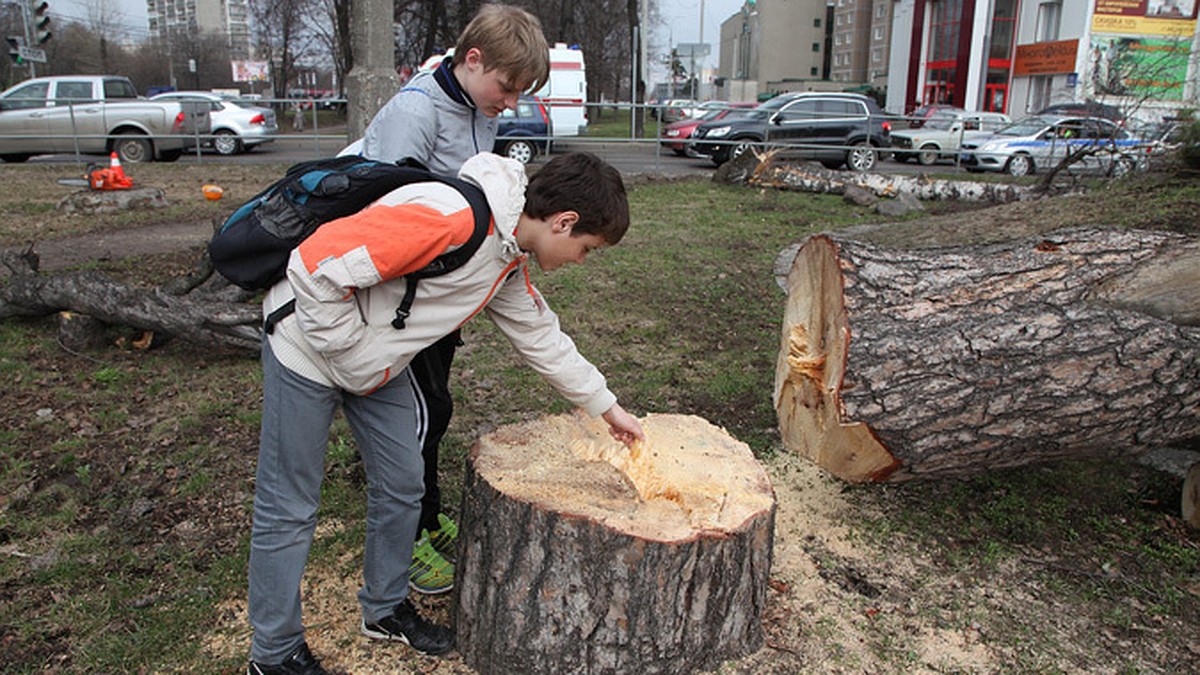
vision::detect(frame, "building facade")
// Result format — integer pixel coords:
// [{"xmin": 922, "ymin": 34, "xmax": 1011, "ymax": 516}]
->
[
  {"xmin": 886, "ymin": 0, "xmax": 1198, "ymax": 120},
  {"xmin": 830, "ymin": 0, "xmax": 897, "ymax": 88},
  {"xmin": 146, "ymin": 0, "xmax": 253, "ymax": 62},
  {"xmin": 717, "ymin": 0, "xmax": 837, "ymax": 101}
]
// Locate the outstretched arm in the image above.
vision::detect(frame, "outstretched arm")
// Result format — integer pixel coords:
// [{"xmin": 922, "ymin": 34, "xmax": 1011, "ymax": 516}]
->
[{"xmin": 602, "ymin": 403, "xmax": 645, "ymax": 447}]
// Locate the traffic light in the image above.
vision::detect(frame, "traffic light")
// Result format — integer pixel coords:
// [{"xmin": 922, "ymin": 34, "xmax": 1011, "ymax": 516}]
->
[
  {"xmin": 30, "ymin": 1, "xmax": 50, "ymax": 45},
  {"xmin": 6, "ymin": 36, "xmax": 22, "ymax": 64}
]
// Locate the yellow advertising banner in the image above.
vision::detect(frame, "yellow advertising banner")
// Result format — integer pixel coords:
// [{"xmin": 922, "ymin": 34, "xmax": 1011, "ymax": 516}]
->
[
  {"xmin": 1013, "ymin": 39, "xmax": 1080, "ymax": 76},
  {"xmin": 1091, "ymin": 14, "xmax": 1197, "ymax": 35}
]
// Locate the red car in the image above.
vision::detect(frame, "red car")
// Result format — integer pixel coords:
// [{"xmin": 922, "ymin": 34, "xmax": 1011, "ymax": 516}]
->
[{"xmin": 660, "ymin": 102, "xmax": 756, "ymax": 156}]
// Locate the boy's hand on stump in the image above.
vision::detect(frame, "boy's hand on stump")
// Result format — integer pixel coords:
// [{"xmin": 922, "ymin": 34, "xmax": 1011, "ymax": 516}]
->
[{"xmin": 602, "ymin": 404, "xmax": 645, "ymax": 447}]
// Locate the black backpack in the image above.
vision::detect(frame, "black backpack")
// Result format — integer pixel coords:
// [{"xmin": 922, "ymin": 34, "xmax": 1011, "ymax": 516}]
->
[{"xmin": 208, "ymin": 155, "xmax": 492, "ymax": 333}]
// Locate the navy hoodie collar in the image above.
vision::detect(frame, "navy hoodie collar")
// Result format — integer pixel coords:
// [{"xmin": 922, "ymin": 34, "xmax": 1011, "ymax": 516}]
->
[{"xmin": 435, "ymin": 56, "xmax": 477, "ymax": 110}]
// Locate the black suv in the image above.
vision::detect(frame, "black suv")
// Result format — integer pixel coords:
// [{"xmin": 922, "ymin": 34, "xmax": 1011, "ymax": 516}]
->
[{"xmin": 691, "ymin": 92, "xmax": 892, "ymax": 171}]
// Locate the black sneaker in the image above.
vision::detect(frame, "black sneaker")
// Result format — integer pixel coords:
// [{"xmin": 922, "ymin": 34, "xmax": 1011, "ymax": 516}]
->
[
  {"xmin": 247, "ymin": 641, "xmax": 329, "ymax": 675},
  {"xmin": 361, "ymin": 598, "xmax": 455, "ymax": 656}
]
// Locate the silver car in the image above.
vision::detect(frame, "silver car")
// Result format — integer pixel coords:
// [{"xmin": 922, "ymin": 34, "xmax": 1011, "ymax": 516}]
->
[
  {"xmin": 151, "ymin": 91, "xmax": 278, "ymax": 155},
  {"xmin": 959, "ymin": 115, "xmax": 1142, "ymax": 177}
]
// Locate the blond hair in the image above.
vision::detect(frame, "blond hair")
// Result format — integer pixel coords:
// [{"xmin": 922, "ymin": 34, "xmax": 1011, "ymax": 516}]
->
[{"xmin": 453, "ymin": 4, "xmax": 550, "ymax": 93}]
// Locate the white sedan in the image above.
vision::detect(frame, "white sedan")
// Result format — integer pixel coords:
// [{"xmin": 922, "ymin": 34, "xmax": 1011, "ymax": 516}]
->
[
  {"xmin": 150, "ymin": 91, "xmax": 278, "ymax": 155},
  {"xmin": 891, "ymin": 111, "xmax": 1010, "ymax": 165}
]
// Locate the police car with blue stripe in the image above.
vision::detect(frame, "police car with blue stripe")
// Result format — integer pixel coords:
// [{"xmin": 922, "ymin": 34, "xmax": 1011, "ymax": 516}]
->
[{"xmin": 959, "ymin": 115, "xmax": 1143, "ymax": 177}]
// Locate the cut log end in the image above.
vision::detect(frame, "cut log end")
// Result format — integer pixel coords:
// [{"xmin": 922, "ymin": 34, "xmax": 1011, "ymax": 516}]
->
[
  {"xmin": 469, "ymin": 412, "xmax": 775, "ymax": 542},
  {"xmin": 773, "ymin": 235, "xmax": 899, "ymax": 482}
]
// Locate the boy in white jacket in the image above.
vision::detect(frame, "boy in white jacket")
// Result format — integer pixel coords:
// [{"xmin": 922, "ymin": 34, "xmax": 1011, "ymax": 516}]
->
[{"xmin": 246, "ymin": 151, "xmax": 644, "ymax": 674}]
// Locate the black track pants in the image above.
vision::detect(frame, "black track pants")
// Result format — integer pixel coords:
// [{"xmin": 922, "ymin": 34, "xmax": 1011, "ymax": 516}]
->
[{"xmin": 407, "ymin": 329, "xmax": 460, "ymax": 536}]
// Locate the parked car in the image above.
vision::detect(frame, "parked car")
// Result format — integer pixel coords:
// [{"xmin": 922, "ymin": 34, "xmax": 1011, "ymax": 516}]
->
[
  {"xmin": 691, "ymin": 92, "xmax": 892, "ymax": 171},
  {"xmin": 891, "ymin": 110, "xmax": 1011, "ymax": 165},
  {"xmin": 0, "ymin": 75, "xmax": 211, "ymax": 163},
  {"xmin": 150, "ymin": 91, "xmax": 278, "ymax": 155},
  {"xmin": 660, "ymin": 98, "xmax": 699, "ymax": 123},
  {"xmin": 660, "ymin": 102, "xmax": 756, "ymax": 156},
  {"xmin": 958, "ymin": 115, "xmax": 1143, "ymax": 176},
  {"xmin": 494, "ymin": 95, "xmax": 552, "ymax": 164},
  {"xmin": 907, "ymin": 104, "xmax": 965, "ymax": 128}
]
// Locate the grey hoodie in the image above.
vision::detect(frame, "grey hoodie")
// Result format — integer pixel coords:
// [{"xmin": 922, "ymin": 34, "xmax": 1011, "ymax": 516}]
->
[{"xmin": 361, "ymin": 58, "xmax": 498, "ymax": 174}]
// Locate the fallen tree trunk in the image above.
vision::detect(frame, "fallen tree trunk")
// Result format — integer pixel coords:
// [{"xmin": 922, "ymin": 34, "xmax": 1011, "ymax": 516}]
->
[
  {"xmin": 717, "ymin": 151, "xmax": 1035, "ymax": 203},
  {"xmin": 774, "ymin": 226, "xmax": 1200, "ymax": 482},
  {"xmin": 0, "ymin": 249, "xmax": 261, "ymax": 351},
  {"xmin": 455, "ymin": 412, "xmax": 775, "ymax": 675}
]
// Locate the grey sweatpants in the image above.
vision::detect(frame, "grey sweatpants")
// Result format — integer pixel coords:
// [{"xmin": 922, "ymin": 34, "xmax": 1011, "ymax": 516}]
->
[{"xmin": 247, "ymin": 339, "xmax": 424, "ymax": 664}]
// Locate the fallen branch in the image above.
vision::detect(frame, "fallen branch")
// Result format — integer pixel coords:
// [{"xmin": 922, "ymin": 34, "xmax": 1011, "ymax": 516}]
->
[{"xmin": 1, "ymin": 249, "xmax": 262, "ymax": 351}]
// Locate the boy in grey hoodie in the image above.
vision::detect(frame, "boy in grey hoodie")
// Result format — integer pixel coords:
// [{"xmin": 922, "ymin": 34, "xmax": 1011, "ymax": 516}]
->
[{"xmin": 360, "ymin": 5, "xmax": 551, "ymax": 595}]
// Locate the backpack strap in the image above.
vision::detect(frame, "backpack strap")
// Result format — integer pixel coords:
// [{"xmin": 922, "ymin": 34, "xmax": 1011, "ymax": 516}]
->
[
  {"xmin": 263, "ymin": 176, "xmax": 493, "ymax": 334},
  {"xmin": 391, "ymin": 176, "xmax": 491, "ymax": 329}
]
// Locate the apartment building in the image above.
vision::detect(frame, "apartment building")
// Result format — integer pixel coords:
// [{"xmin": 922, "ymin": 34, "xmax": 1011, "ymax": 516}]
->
[
  {"xmin": 717, "ymin": 0, "xmax": 835, "ymax": 101},
  {"xmin": 146, "ymin": 0, "xmax": 253, "ymax": 62},
  {"xmin": 830, "ymin": 0, "xmax": 872, "ymax": 83}
]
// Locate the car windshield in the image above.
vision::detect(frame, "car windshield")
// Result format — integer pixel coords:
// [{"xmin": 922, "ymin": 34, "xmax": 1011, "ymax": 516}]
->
[
  {"xmin": 923, "ymin": 114, "xmax": 958, "ymax": 131},
  {"xmin": 996, "ymin": 116, "xmax": 1054, "ymax": 137},
  {"xmin": 698, "ymin": 108, "xmax": 727, "ymax": 121}
]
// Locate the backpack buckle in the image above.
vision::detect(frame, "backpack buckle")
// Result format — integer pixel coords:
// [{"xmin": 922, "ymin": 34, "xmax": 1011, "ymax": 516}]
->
[{"xmin": 391, "ymin": 307, "xmax": 410, "ymax": 330}]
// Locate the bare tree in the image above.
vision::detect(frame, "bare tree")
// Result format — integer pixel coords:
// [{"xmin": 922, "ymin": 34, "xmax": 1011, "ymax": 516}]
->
[
  {"xmin": 251, "ymin": 0, "xmax": 323, "ymax": 100},
  {"xmin": 313, "ymin": 0, "xmax": 353, "ymax": 96}
]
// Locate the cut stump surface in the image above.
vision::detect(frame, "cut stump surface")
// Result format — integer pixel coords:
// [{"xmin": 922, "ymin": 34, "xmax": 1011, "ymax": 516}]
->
[{"xmin": 454, "ymin": 412, "xmax": 775, "ymax": 675}]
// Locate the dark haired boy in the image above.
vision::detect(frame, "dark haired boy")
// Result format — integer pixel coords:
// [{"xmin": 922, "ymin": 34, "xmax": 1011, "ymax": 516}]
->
[{"xmin": 246, "ymin": 151, "xmax": 644, "ymax": 674}]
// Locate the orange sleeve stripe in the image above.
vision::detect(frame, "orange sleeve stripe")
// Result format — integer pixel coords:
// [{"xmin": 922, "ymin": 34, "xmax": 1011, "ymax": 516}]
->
[{"xmin": 298, "ymin": 203, "xmax": 480, "ymax": 281}]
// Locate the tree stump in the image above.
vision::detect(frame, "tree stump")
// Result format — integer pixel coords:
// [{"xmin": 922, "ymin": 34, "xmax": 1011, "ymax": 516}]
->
[
  {"xmin": 774, "ymin": 226, "xmax": 1200, "ymax": 482},
  {"xmin": 454, "ymin": 412, "xmax": 775, "ymax": 675}
]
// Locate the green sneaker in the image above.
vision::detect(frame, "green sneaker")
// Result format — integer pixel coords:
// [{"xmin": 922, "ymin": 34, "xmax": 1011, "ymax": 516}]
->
[
  {"xmin": 409, "ymin": 533, "xmax": 454, "ymax": 595},
  {"xmin": 427, "ymin": 513, "xmax": 459, "ymax": 563}
]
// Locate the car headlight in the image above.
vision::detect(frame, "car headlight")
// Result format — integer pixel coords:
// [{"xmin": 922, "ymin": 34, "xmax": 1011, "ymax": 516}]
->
[
  {"xmin": 706, "ymin": 126, "xmax": 732, "ymax": 138},
  {"xmin": 666, "ymin": 130, "xmax": 680, "ymax": 138}
]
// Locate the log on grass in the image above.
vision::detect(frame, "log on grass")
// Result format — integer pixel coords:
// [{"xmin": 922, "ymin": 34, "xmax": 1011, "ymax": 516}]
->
[
  {"xmin": 1, "ymin": 250, "xmax": 262, "ymax": 351},
  {"xmin": 454, "ymin": 412, "xmax": 775, "ymax": 675},
  {"xmin": 774, "ymin": 226, "xmax": 1200, "ymax": 482}
]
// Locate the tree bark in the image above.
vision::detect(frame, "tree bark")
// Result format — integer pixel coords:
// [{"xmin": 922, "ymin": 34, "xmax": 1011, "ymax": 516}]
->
[
  {"xmin": 774, "ymin": 226, "xmax": 1200, "ymax": 483},
  {"xmin": 1, "ymin": 250, "xmax": 261, "ymax": 352},
  {"xmin": 454, "ymin": 412, "xmax": 776, "ymax": 675}
]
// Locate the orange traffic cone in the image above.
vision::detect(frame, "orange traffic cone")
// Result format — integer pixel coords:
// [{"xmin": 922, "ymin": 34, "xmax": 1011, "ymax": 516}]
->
[{"xmin": 109, "ymin": 151, "xmax": 132, "ymax": 187}]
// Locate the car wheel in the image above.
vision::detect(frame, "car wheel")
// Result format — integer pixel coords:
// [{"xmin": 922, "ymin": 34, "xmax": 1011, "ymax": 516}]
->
[
  {"xmin": 1, "ymin": 153, "xmax": 31, "ymax": 163},
  {"xmin": 671, "ymin": 147, "xmax": 687, "ymax": 157},
  {"xmin": 1110, "ymin": 156, "xmax": 1135, "ymax": 178},
  {"xmin": 729, "ymin": 139, "xmax": 755, "ymax": 162},
  {"xmin": 917, "ymin": 144, "xmax": 940, "ymax": 166},
  {"xmin": 846, "ymin": 142, "xmax": 877, "ymax": 171},
  {"xmin": 504, "ymin": 139, "xmax": 536, "ymax": 165},
  {"xmin": 113, "ymin": 133, "xmax": 152, "ymax": 163},
  {"xmin": 1005, "ymin": 154, "xmax": 1034, "ymax": 176},
  {"xmin": 213, "ymin": 130, "xmax": 243, "ymax": 156}
]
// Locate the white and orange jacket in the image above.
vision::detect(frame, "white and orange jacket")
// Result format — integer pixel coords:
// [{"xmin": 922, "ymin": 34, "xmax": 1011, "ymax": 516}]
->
[{"xmin": 263, "ymin": 152, "xmax": 617, "ymax": 416}]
